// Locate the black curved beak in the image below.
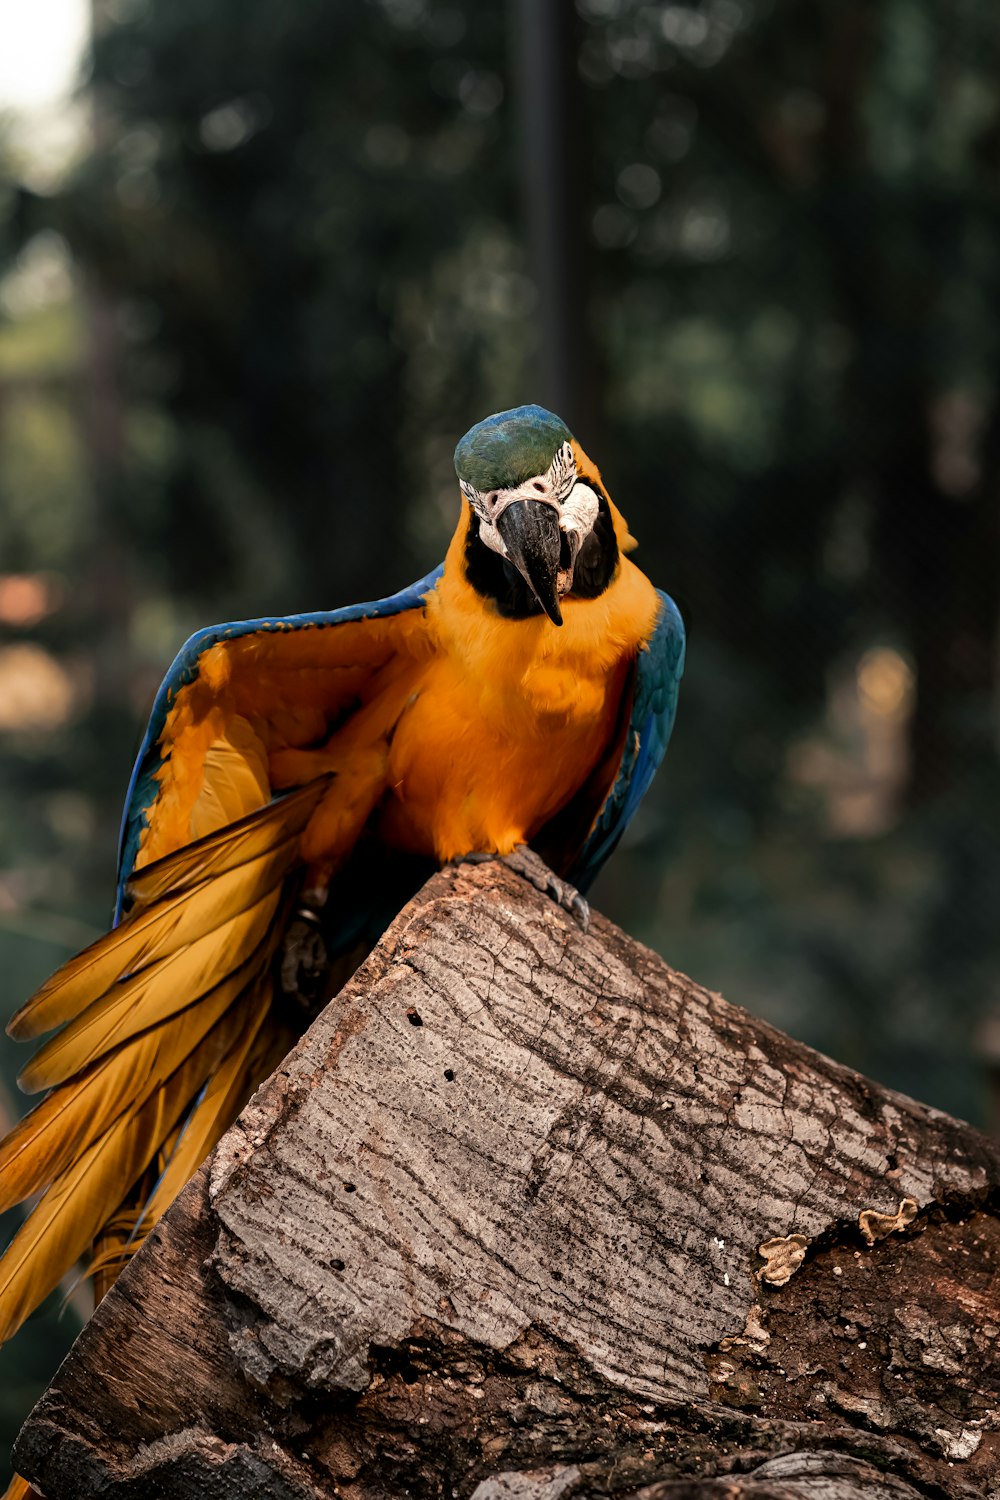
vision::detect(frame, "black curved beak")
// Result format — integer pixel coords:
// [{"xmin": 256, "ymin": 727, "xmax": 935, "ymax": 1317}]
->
[{"xmin": 496, "ymin": 500, "xmax": 563, "ymax": 626}]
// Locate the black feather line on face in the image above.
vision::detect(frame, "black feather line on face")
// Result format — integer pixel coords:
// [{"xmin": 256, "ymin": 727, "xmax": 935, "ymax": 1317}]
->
[
  {"xmin": 570, "ymin": 490, "xmax": 619, "ymax": 599},
  {"xmin": 464, "ymin": 482, "xmax": 619, "ymax": 618}
]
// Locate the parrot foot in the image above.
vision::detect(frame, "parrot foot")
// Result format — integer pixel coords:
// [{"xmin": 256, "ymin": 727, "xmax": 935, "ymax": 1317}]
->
[
  {"xmin": 279, "ymin": 906, "xmax": 330, "ymax": 1018},
  {"xmin": 459, "ymin": 846, "xmax": 590, "ymax": 930}
]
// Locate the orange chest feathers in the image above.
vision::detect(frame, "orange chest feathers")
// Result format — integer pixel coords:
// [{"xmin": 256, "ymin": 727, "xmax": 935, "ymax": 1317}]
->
[{"xmin": 375, "ymin": 539, "xmax": 660, "ymax": 863}]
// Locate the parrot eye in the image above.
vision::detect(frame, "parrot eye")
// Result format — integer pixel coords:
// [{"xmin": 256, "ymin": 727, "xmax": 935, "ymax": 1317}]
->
[{"xmin": 458, "ymin": 441, "xmax": 578, "ymax": 524}]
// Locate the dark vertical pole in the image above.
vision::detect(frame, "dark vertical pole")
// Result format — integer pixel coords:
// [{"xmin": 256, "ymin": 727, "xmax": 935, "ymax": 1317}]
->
[{"xmin": 512, "ymin": 0, "xmax": 596, "ymax": 443}]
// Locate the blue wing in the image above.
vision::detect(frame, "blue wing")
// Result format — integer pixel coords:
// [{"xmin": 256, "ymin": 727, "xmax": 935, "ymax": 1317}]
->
[
  {"xmin": 115, "ymin": 565, "xmax": 444, "ymax": 919},
  {"xmin": 568, "ymin": 589, "xmax": 685, "ymax": 892}
]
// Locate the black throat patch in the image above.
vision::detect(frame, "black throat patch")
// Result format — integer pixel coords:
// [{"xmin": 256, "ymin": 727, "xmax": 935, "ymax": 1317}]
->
[{"xmin": 464, "ymin": 486, "xmax": 620, "ymax": 618}]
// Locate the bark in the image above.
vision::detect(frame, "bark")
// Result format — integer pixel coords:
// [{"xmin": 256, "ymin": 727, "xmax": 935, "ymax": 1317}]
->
[{"xmin": 13, "ymin": 860, "xmax": 1000, "ymax": 1499}]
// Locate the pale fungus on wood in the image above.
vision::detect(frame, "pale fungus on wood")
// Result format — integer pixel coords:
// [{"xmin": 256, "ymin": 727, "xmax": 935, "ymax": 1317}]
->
[
  {"xmin": 859, "ymin": 1196, "xmax": 919, "ymax": 1246},
  {"xmin": 756, "ymin": 1233, "xmax": 810, "ymax": 1286},
  {"xmin": 12, "ymin": 860, "xmax": 1000, "ymax": 1499}
]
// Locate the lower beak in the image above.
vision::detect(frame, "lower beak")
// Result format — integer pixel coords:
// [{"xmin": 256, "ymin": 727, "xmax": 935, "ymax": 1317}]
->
[{"xmin": 496, "ymin": 500, "xmax": 563, "ymax": 626}]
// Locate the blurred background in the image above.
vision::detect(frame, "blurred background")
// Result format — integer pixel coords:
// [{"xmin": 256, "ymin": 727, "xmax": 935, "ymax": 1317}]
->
[{"xmin": 2, "ymin": 0, "xmax": 1000, "ymax": 1460}]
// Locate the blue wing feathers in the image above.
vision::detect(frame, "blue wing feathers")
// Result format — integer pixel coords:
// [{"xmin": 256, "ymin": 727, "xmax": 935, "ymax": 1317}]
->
[
  {"xmin": 115, "ymin": 565, "xmax": 444, "ymax": 916},
  {"xmin": 570, "ymin": 589, "xmax": 685, "ymax": 891}
]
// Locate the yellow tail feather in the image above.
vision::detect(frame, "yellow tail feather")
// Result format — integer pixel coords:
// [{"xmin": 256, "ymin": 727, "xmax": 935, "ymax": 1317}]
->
[
  {"xmin": 8, "ymin": 838, "xmax": 298, "ymax": 1042},
  {"xmin": 18, "ymin": 891, "xmax": 281, "ymax": 1094},
  {"xmin": 0, "ymin": 1000, "xmax": 248, "ymax": 1344},
  {"xmin": 0, "ymin": 782, "xmax": 333, "ymax": 1342},
  {"xmin": 2, "ymin": 1473, "xmax": 42, "ymax": 1500},
  {"xmin": 80, "ymin": 977, "xmax": 276, "ymax": 1293},
  {"xmin": 125, "ymin": 776, "xmax": 331, "ymax": 911},
  {"xmin": 129, "ymin": 975, "xmax": 275, "ymax": 1235},
  {"xmin": 86, "ymin": 1200, "xmax": 150, "ymax": 1292},
  {"xmin": 0, "ymin": 941, "xmax": 276, "ymax": 1212}
]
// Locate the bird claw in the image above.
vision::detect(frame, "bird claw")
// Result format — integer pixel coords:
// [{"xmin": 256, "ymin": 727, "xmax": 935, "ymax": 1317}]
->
[{"xmin": 457, "ymin": 846, "xmax": 590, "ymax": 930}]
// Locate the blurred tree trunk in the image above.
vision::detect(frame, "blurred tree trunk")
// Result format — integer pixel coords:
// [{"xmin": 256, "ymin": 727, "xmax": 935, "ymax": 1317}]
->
[
  {"xmin": 818, "ymin": 0, "xmax": 1000, "ymax": 805},
  {"xmin": 875, "ymin": 403, "xmax": 1000, "ymax": 804},
  {"xmin": 512, "ymin": 0, "xmax": 600, "ymax": 445}
]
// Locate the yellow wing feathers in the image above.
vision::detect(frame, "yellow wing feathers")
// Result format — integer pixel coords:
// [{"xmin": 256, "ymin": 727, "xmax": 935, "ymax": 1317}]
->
[
  {"xmin": 135, "ymin": 612, "xmax": 428, "ymax": 868},
  {"xmin": 125, "ymin": 775, "xmax": 327, "ymax": 909},
  {"xmin": 9, "ymin": 834, "xmax": 299, "ymax": 1045},
  {"xmin": 0, "ymin": 777, "xmax": 329, "ymax": 1343},
  {"xmin": 137, "ymin": 712, "xmax": 272, "ymax": 866},
  {"xmin": 0, "ymin": 603, "xmax": 432, "ymax": 1346},
  {"xmin": 17, "ymin": 913, "xmax": 276, "ymax": 1095}
]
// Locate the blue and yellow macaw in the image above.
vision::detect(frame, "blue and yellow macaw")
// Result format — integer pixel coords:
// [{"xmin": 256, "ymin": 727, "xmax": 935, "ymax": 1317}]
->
[{"xmin": 0, "ymin": 404, "xmax": 684, "ymax": 1354}]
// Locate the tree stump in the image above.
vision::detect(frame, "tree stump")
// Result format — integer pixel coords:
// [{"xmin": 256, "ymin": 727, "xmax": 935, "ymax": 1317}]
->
[{"xmin": 13, "ymin": 860, "xmax": 1000, "ymax": 1498}]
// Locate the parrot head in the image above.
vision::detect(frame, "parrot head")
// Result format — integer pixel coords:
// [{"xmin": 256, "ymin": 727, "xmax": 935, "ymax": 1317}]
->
[{"xmin": 454, "ymin": 404, "xmax": 619, "ymax": 627}]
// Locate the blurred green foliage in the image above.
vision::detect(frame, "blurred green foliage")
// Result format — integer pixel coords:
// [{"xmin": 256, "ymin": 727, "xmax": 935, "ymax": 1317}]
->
[{"xmin": 2, "ymin": 0, "xmax": 1000, "ymax": 1471}]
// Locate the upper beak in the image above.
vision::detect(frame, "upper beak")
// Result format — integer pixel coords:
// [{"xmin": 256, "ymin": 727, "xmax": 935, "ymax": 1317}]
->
[{"xmin": 496, "ymin": 499, "xmax": 563, "ymax": 626}]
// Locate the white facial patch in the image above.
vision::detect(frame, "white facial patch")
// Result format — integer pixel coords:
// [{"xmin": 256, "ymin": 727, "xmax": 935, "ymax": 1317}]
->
[
  {"xmin": 560, "ymin": 482, "xmax": 600, "ymax": 544},
  {"xmin": 476, "ymin": 518, "xmax": 506, "ymax": 557},
  {"xmin": 460, "ymin": 441, "xmax": 602, "ymax": 577}
]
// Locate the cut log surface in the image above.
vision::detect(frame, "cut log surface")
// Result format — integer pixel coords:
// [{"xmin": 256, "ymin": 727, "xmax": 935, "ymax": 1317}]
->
[{"xmin": 14, "ymin": 861, "xmax": 1000, "ymax": 1499}]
